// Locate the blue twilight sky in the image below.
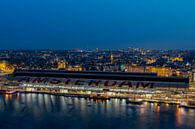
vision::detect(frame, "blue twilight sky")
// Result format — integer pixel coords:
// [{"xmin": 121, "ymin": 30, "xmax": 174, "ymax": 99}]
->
[{"xmin": 0, "ymin": 0, "xmax": 195, "ymax": 50}]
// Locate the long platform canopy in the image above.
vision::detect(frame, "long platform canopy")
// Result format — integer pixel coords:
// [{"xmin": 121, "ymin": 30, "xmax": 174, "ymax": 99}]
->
[{"xmin": 13, "ymin": 69, "xmax": 189, "ymax": 84}]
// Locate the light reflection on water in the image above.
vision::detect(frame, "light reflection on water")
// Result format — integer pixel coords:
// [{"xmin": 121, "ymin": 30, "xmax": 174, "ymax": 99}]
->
[{"xmin": 0, "ymin": 93, "xmax": 195, "ymax": 129}]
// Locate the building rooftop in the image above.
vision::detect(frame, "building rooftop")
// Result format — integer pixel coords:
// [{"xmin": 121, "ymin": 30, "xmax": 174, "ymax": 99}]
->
[{"xmin": 13, "ymin": 69, "xmax": 189, "ymax": 83}]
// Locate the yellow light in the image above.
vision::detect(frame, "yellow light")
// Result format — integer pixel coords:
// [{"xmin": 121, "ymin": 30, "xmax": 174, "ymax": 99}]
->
[{"xmin": 0, "ymin": 61, "xmax": 15, "ymax": 73}]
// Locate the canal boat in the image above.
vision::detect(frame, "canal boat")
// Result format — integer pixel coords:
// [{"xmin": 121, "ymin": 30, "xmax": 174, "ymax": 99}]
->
[
  {"xmin": 126, "ymin": 98, "xmax": 143, "ymax": 105},
  {"xmin": 179, "ymin": 102, "xmax": 195, "ymax": 109},
  {"xmin": 89, "ymin": 94, "xmax": 110, "ymax": 100}
]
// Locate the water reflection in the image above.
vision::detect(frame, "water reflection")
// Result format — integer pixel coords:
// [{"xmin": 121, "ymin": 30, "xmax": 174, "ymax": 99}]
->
[{"xmin": 0, "ymin": 93, "xmax": 195, "ymax": 129}]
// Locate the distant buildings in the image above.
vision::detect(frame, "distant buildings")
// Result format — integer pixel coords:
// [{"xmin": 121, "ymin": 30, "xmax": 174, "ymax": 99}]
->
[
  {"xmin": 192, "ymin": 72, "xmax": 195, "ymax": 82},
  {"xmin": 0, "ymin": 48, "xmax": 195, "ymax": 81},
  {"xmin": 56, "ymin": 60, "xmax": 83, "ymax": 71},
  {"xmin": 146, "ymin": 67, "xmax": 172, "ymax": 77}
]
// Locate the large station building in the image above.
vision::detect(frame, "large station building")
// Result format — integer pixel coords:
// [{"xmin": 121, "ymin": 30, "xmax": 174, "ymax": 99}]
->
[
  {"xmin": 0, "ymin": 69, "xmax": 190, "ymax": 102},
  {"xmin": 11, "ymin": 69, "xmax": 189, "ymax": 88}
]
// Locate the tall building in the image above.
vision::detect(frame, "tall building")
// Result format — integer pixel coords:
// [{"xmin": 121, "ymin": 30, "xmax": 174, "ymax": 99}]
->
[
  {"xmin": 57, "ymin": 60, "xmax": 68, "ymax": 69},
  {"xmin": 192, "ymin": 72, "xmax": 195, "ymax": 82},
  {"xmin": 110, "ymin": 54, "xmax": 114, "ymax": 64}
]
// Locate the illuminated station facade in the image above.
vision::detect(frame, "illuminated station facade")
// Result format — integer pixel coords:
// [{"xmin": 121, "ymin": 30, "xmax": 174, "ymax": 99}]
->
[{"xmin": 0, "ymin": 70, "xmax": 190, "ymax": 102}]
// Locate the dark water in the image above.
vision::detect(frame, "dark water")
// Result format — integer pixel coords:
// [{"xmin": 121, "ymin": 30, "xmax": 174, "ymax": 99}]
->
[{"xmin": 0, "ymin": 93, "xmax": 195, "ymax": 129}]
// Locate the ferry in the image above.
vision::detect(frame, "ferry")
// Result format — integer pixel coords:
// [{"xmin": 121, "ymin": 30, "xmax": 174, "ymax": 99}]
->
[
  {"xmin": 0, "ymin": 90, "xmax": 18, "ymax": 94},
  {"xmin": 126, "ymin": 98, "xmax": 143, "ymax": 105},
  {"xmin": 179, "ymin": 102, "xmax": 195, "ymax": 109},
  {"xmin": 89, "ymin": 94, "xmax": 110, "ymax": 100}
]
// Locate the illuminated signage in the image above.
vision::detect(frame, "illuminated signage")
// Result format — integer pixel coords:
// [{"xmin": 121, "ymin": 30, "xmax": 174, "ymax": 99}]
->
[{"xmin": 16, "ymin": 77, "xmax": 154, "ymax": 88}]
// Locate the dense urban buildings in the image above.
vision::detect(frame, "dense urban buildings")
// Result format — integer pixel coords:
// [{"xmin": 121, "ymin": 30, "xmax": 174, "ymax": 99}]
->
[{"xmin": 0, "ymin": 48, "xmax": 195, "ymax": 81}]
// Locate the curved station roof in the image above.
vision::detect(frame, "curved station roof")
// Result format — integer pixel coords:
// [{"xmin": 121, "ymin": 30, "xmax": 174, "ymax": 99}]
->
[{"xmin": 13, "ymin": 69, "xmax": 189, "ymax": 84}]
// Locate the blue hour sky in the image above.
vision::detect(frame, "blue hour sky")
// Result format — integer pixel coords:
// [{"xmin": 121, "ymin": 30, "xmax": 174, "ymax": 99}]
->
[{"xmin": 0, "ymin": 0, "xmax": 195, "ymax": 50}]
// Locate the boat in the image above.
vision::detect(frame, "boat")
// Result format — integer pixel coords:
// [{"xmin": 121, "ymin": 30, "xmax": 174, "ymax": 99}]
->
[
  {"xmin": 179, "ymin": 95, "xmax": 195, "ymax": 109},
  {"xmin": 126, "ymin": 99, "xmax": 143, "ymax": 105},
  {"xmin": 0, "ymin": 90, "xmax": 18, "ymax": 94},
  {"xmin": 87, "ymin": 102, "xmax": 92, "ymax": 107},
  {"xmin": 179, "ymin": 104, "xmax": 195, "ymax": 109},
  {"xmin": 179, "ymin": 102, "xmax": 195, "ymax": 109},
  {"xmin": 89, "ymin": 94, "xmax": 110, "ymax": 100},
  {"xmin": 157, "ymin": 103, "xmax": 161, "ymax": 106}
]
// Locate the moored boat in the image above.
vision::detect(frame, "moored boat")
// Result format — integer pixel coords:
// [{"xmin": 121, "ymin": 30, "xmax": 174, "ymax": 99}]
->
[
  {"xmin": 89, "ymin": 94, "xmax": 110, "ymax": 100},
  {"xmin": 179, "ymin": 104, "xmax": 195, "ymax": 109},
  {"xmin": 179, "ymin": 102, "xmax": 195, "ymax": 109},
  {"xmin": 0, "ymin": 90, "xmax": 18, "ymax": 94},
  {"xmin": 126, "ymin": 99, "xmax": 143, "ymax": 105}
]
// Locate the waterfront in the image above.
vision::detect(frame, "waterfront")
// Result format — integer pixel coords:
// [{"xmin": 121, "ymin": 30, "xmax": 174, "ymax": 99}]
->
[{"xmin": 0, "ymin": 93, "xmax": 195, "ymax": 129}]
